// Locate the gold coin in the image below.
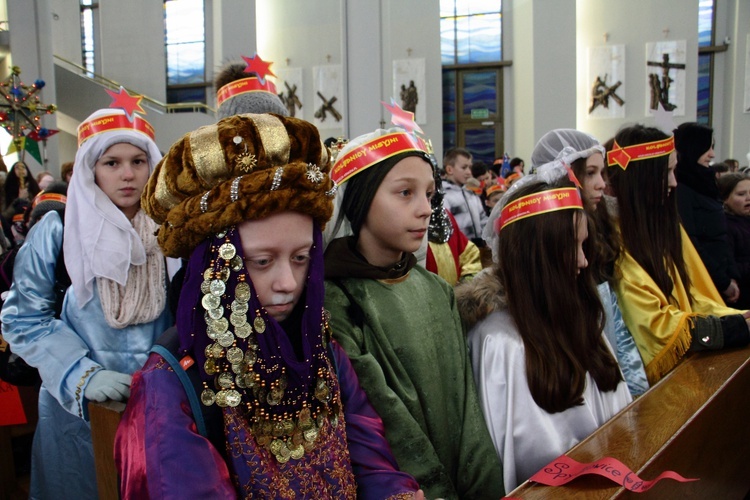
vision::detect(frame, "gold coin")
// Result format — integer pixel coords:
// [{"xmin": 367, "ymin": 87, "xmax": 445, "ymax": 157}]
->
[
  {"xmin": 201, "ymin": 280, "xmax": 211, "ymax": 294},
  {"xmin": 219, "ymin": 243, "xmax": 236, "ymax": 260},
  {"xmin": 267, "ymin": 390, "xmax": 281, "ymax": 406},
  {"xmin": 272, "ymin": 420, "xmax": 285, "ymax": 437},
  {"xmin": 202, "ymin": 294, "xmax": 221, "ymax": 311},
  {"xmin": 256, "ymin": 435, "xmax": 271, "ymax": 447},
  {"xmin": 205, "ymin": 343, "xmax": 223, "ymax": 358},
  {"xmin": 254, "ymin": 316, "xmax": 266, "ymax": 334},
  {"xmin": 235, "ymin": 282, "xmax": 251, "ymax": 302},
  {"xmin": 218, "ymin": 267, "xmax": 230, "ymax": 282},
  {"xmin": 244, "ymin": 373, "xmax": 256, "ymax": 388},
  {"xmin": 217, "ymin": 372, "xmax": 233, "ymax": 389},
  {"xmin": 244, "ymin": 349, "xmax": 257, "ymax": 365},
  {"xmin": 231, "ymin": 301, "xmax": 249, "ymax": 315},
  {"xmin": 206, "ymin": 326, "xmax": 218, "ymax": 340},
  {"xmin": 276, "ymin": 453, "xmax": 290, "ymax": 464},
  {"xmin": 200, "ymin": 388, "xmax": 216, "ymax": 406},
  {"xmin": 225, "ymin": 389, "xmax": 241, "ymax": 407},
  {"xmin": 230, "ymin": 255, "xmax": 243, "ymax": 271},
  {"xmin": 203, "ymin": 268, "xmax": 213, "ymax": 281},
  {"xmin": 282, "ymin": 419, "xmax": 294, "ymax": 434},
  {"xmin": 226, "ymin": 346, "xmax": 243, "ymax": 364},
  {"xmin": 269, "ymin": 439, "xmax": 283, "ymax": 455},
  {"xmin": 213, "ymin": 317, "xmax": 229, "ymax": 334},
  {"xmin": 303, "ymin": 427, "xmax": 318, "ymax": 443},
  {"xmin": 289, "ymin": 444, "xmax": 304, "ymax": 460},
  {"xmin": 217, "ymin": 330, "xmax": 234, "ymax": 347},
  {"xmin": 204, "ymin": 358, "xmax": 218, "ymax": 375},
  {"xmin": 209, "ymin": 279, "xmax": 226, "ymax": 296},
  {"xmin": 278, "ymin": 443, "xmax": 291, "ymax": 459},
  {"xmin": 207, "ymin": 306, "xmax": 224, "ymax": 320},
  {"xmin": 235, "ymin": 374, "xmax": 247, "ymax": 389},
  {"xmin": 234, "ymin": 323, "xmax": 251, "ymax": 339},
  {"xmin": 215, "ymin": 390, "xmax": 228, "ymax": 407},
  {"xmin": 230, "ymin": 311, "xmax": 247, "ymax": 327}
]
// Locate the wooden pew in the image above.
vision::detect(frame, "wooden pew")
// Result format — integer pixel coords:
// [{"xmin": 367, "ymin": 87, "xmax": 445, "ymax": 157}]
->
[
  {"xmin": 89, "ymin": 400, "xmax": 126, "ymax": 500},
  {"xmin": 508, "ymin": 344, "xmax": 750, "ymax": 499}
]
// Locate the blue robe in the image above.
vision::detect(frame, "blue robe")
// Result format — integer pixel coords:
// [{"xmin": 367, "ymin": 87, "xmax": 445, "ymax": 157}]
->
[{"xmin": 1, "ymin": 211, "xmax": 172, "ymax": 499}]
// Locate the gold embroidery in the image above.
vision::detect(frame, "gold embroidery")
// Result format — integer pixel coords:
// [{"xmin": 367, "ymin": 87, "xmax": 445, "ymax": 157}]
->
[
  {"xmin": 75, "ymin": 366, "xmax": 100, "ymax": 418},
  {"xmin": 154, "ymin": 162, "xmax": 182, "ymax": 215},
  {"xmin": 190, "ymin": 124, "xmax": 226, "ymax": 187},
  {"xmin": 253, "ymin": 114, "xmax": 290, "ymax": 166}
]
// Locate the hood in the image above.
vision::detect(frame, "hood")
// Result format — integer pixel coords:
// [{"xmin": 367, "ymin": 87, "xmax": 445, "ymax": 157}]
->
[{"xmin": 455, "ymin": 268, "xmax": 508, "ymax": 331}]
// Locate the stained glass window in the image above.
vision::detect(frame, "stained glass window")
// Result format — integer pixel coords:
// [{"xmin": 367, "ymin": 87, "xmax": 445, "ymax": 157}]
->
[
  {"xmin": 80, "ymin": 0, "xmax": 95, "ymax": 75},
  {"xmin": 164, "ymin": 0, "xmax": 206, "ymax": 103},
  {"xmin": 440, "ymin": 0, "xmax": 502, "ymax": 64},
  {"xmin": 697, "ymin": 0, "xmax": 714, "ymax": 125}
]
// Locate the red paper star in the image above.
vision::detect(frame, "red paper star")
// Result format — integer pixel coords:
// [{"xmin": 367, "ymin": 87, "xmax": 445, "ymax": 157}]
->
[
  {"xmin": 382, "ymin": 99, "xmax": 423, "ymax": 135},
  {"xmin": 242, "ymin": 54, "xmax": 276, "ymax": 84},
  {"xmin": 607, "ymin": 145, "xmax": 631, "ymax": 170},
  {"xmin": 106, "ymin": 86, "xmax": 145, "ymax": 121}
]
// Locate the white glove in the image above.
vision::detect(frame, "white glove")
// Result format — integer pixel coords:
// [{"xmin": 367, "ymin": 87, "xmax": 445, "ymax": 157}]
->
[{"xmin": 84, "ymin": 370, "xmax": 132, "ymax": 402}]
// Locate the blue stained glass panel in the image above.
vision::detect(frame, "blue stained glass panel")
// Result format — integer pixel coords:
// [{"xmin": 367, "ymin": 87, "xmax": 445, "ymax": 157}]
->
[
  {"xmin": 462, "ymin": 71, "xmax": 497, "ymax": 115},
  {"xmin": 698, "ymin": 0, "xmax": 714, "ymax": 48},
  {"xmin": 455, "ymin": 14, "xmax": 501, "ymax": 64},
  {"xmin": 443, "ymin": 123, "xmax": 456, "ymax": 154},
  {"xmin": 167, "ymin": 42, "xmax": 205, "ymax": 85},
  {"xmin": 696, "ymin": 53, "xmax": 711, "ymax": 125},
  {"xmin": 443, "ymin": 70, "xmax": 457, "ymax": 123},
  {"xmin": 441, "ymin": 18, "xmax": 456, "ymax": 64},
  {"xmin": 464, "ymin": 127, "xmax": 496, "ymax": 166}
]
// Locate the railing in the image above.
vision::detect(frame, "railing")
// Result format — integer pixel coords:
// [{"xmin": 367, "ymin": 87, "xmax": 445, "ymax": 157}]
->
[{"xmin": 53, "ymin": 54, "xmax": 215, "ymax": 115}]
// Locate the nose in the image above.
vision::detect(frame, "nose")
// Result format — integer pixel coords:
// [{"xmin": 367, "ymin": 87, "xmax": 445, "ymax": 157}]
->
[
  {"xmin": 121, "ymin": 163, "xmax": 135, "ymax": 180},
  {"xmin": 416, "ymin": 195, "xmax": 432, "ymax": 218},
  {"xmin": 595, "ymin": 173, "xmax": 606, "ymax": 191},
  {"xmin": 272, "ymin": 260, "xmax": 298, "ymax": 293}
]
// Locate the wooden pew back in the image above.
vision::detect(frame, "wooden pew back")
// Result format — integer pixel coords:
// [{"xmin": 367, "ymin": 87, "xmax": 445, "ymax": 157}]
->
[{"xmin": 509, "ymin": 344, "xmax": 750, "ymax": 498}]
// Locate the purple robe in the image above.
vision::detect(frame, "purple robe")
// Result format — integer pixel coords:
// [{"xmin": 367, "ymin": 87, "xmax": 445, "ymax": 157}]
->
[{"xmin": 115, "ymin": 340, "xmax": 418, "ymax": 499}]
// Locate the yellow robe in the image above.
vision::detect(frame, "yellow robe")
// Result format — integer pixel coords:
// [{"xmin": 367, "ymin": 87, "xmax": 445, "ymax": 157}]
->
[{"xmin": 614, "ymin": 227, "xmax": 743, "ymax": 384}]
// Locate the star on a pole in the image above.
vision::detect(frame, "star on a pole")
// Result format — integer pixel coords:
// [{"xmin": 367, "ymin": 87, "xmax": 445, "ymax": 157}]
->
[
  {"xmin": 382, "ymin": 98, "xmax": 423, "ymax": 135},
  {"xmin": 242, "ymin": 54, "xmax": 276, "ymax": 84},
  {"xmin": 106, "ymin": 86, "xmax": 145, "ymax": 121}
]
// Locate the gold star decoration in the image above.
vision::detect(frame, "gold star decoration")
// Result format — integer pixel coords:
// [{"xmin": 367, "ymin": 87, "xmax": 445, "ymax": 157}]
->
[{"xmin": 236, "ymin": 152, "xmax": 257, "ymax": 173}]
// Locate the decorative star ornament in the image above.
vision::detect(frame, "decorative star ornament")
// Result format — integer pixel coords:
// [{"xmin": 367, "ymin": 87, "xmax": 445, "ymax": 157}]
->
[
  {"xmin": 106, "ymin": 86, "xmax": 145, "ymax": 122},
  {"xmin": 242, "ymin": 54, "xmax": 276, "ymax": 84},
  {"xmin": 382, "ymin": 98, "xmax": 423, "ymax": 135}
]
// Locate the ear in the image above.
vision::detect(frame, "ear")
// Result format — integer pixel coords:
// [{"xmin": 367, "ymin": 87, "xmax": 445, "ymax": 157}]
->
[{"xmin": 445, "ymin": 164, "xmax": 454, "ymax": 176}]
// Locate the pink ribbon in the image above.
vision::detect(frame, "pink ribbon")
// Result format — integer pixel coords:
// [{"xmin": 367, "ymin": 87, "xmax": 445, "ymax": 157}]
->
[{"xmin": 528, "ymin": 455, "xmax": 698, "ymax": 492}]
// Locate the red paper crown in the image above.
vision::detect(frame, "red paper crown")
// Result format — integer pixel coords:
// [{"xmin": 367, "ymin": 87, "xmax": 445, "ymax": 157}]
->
[
  {"xmin": 607, "ymin": 136, "xmax": 674, "ymax": 170},
  {"xmin": 485, "ymin": 184, "xmax": 505, "ymax": 197},
  {"xmin": 77, "ymin": 113, "xmax": 155, "ymax": 146},
  {"xmin": 216, "ymin": 77, "xmax": 279, "ymax": 107},
  {"xmin": 32, "ymin": 192, "xmax": 67, "ymax": 208},
  {"xmin": 496, "ymin": 187, "xmax": 583, "ymax": 232},
  {"xmin": 331, "ymin": 132, "xmax": 428, "ymax": 185},
  {"xmin": 12, "ymin": 213, "xmax": 24, "ymax": 223}
]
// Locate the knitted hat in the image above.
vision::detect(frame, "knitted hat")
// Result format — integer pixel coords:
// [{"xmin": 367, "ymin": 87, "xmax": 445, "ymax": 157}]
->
[
  {"xmin": 142, "ymin": 113, "xmax": 336, "ymax": 258},
  {"xmin": 215, "ymin": 62, "xmax": 288, "ymax": 120},
  {"xmin": 29, "ymin": 181, "xmax": 67, "ymax": 228}
]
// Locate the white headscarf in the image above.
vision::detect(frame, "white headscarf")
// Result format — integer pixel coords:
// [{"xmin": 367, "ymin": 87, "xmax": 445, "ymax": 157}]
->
[{"xmin": 64, "ymin": 108, "xmax": 163, "ymax": 306}]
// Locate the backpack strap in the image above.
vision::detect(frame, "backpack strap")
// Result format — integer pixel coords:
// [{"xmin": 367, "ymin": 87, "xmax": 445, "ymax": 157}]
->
[
  {"xmin": 150, "ymin": 327, "xmax": 210, "ymax": 438},
  {"xmin": 149, "ymin": 326, "xmax": 225, "ymax": 458}
]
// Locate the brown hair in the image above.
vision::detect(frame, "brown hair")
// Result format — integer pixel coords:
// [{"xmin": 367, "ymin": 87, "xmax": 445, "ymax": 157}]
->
[
  {"xmin": 443, "ymin": 147, "xmax": 472, "ymax": 168},
  {"xmin": 717, "ymin": 172, "xmax": 749, "ymax": 201},
  {"xmin": 495, "ymin": 176, "xmax": 622, "ymax": 413},
  {"xmin": 570, "ymin": 156, "xmax": 621, "ymax": 284},
  {"xmin": 606, "ymin": 124, "xmax": 691, "ymax": 303}
]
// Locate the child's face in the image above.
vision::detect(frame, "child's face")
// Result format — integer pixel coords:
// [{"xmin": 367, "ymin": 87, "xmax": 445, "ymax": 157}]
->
[
  {"xmin": 94, "ymin": 142, "xmax": 150, "ymax": 219},
  {"xmin": 446, "ymin": 155, "xmax": 472, "ymax": 185},
  {"xmin": 358, "ymin": 156, "xmax": 435, "ymax": 267},
  {"xmin": 486, "ymin": 191, "xmax": 503, "ymax": 209},
  {"xmin": 238, "ymin": 211, "xmax": 313, "ymax": 322},
  {"xmin": 725, "ymin": 179, "xmax": 750, "ymax": 217},
  {"xmin": 581, "ymin": 152, "xmax": 606, "ymax": 208}
]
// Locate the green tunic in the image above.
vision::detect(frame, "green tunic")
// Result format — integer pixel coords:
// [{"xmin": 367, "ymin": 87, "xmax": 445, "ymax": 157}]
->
[{"xmin": 325, "ymin": 266, "xmax": 504, "ymax": 499}]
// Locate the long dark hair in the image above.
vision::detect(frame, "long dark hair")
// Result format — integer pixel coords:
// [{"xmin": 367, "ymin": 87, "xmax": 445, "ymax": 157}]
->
[
  {"xmin": 606, "ymin": 125, "xmax": 691, "ymax": 303},
  {"xmin": 494, "ymin": 177, "xmax": 622, "ymax": 413},
  {"xmin": 570, "ymin": 156, "xmax": 621, "ymax": 284}
]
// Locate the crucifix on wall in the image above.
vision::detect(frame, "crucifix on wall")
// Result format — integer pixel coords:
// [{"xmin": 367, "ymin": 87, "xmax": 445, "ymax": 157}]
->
[
  {"xmin": 647, "ymin": 52, "xmax": 685, "ymax": 111},
  {"xmin": 589, "ymin": 75, "xmax": 624, "ymax": 114}
]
